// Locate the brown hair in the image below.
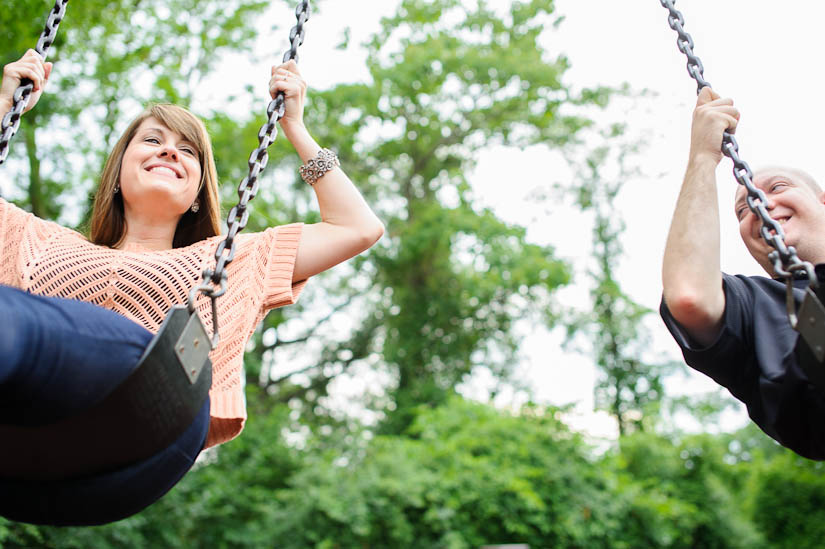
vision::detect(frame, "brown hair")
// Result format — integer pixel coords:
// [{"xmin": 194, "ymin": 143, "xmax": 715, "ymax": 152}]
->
[{"xmin": 89, "ymin": 104, "xmax": 221, "ymax": 248}]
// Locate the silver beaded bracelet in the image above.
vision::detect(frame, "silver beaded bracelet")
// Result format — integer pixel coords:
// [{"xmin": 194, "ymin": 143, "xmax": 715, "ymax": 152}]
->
[{"xmin": 299, "ymin": 148, "xmax": 340, "ymax": 186}]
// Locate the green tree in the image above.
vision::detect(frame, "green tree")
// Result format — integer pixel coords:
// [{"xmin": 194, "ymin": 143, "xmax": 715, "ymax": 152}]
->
[
  {"xmin": 249, "ymin": 0, "xmax": 613, "ymax": 434},
  {"xmin": 256, "ymin": 397, "xmax": 631, "ymax": 548},
  {"xmin": 604, "ymin": 430, "xmax": 765, "ymax": 548},
  {"xmin": 745, "ymin": 450, "xmax": 825, "ymax": 548},
  {"xmin": 564, "ymin": 126, "xmax": 677, "ymax": 435}
]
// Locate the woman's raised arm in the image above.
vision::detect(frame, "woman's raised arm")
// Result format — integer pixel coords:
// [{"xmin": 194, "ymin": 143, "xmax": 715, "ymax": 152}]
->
[{"xmin": 270, "ymin": 60, "xmax": 384, "ymax": 283}]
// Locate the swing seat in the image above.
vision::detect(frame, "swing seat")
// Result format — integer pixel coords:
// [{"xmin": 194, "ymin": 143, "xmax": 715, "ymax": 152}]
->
[
  {"xmin": 0, "ymin": 305, "xmax": 212, "ymax": 481},
  {"xmin": 795, "ymin": 265, "xmax": 825, "ymax": 393}
]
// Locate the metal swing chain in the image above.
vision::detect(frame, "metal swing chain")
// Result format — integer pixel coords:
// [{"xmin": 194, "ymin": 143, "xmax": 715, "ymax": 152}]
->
[
  {"xmin": 188, "ymin": 0, "xmax": 311, "ymax": 347},
  {"xmin": 0, "ymin": 0, "xmax": 68, "ymax": 167},
  {"xmin": 659, "ymin": 0, "xmax": 818, "ymax": 328}
]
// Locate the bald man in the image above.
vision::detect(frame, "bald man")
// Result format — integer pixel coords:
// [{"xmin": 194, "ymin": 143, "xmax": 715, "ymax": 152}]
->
[{"xmin": 661, "ymin": 87, "xmax": 825, "ymax": 460}]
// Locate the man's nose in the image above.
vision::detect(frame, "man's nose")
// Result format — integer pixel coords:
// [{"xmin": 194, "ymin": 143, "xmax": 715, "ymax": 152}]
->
[{"xmin": 748, "ymin": 197, "xmax": 773, "ymax": 219}]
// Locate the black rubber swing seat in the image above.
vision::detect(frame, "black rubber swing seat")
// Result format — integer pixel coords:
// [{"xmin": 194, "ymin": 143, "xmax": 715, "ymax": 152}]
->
[
  {"xmin": 795, "ymin": 265, "xmax": 825, "ymax": 394},
  {"xmin": 0, "ymin": 305, "xmax": 212, "ymax": 481}
]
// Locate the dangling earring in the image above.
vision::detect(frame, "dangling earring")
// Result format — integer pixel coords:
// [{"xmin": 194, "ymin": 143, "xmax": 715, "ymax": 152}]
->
[
  {"xmin": 113, "ymin": 183, "xmax": 120, "ymax": 194},
  {"xmin": 191, "ymin": 200, "xmax": 200, "ymax": 213}
]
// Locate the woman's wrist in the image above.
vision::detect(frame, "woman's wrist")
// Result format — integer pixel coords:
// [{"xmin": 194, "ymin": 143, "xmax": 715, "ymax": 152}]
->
[
  {"xmin": 280, "ymin": 119, "xmax": 307, "ymax": 139},
  {"xmin": 282, "ymin": 122, "xmax": 320, "ymax": 162}
]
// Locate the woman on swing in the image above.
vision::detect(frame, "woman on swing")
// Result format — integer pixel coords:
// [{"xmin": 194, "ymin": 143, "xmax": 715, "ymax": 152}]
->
[{"xmin": 0, "ymin": 49, "xmax": 384, "ymax": 525}]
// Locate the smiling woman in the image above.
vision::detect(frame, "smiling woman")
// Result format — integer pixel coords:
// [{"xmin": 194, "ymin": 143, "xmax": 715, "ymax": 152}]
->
[
  {"xmin": 0, "ymin": 2, "xmax": 383, "ymax": 525},
  {"xmin": 89, "ymin": 105, "xmax": 221, "ymax": 250}
]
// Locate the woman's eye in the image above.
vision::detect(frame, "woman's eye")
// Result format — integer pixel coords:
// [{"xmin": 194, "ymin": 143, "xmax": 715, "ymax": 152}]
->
[
  {"xmin": 145, "ymin": 137, "xmax": 160, "ymax": 144},
  {"xmin": 181, "ymin": 147, "xmax": 196, "ymax": 156}
]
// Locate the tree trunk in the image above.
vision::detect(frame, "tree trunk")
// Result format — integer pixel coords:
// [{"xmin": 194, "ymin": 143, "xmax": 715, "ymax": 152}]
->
[{"xmin": 23, "ymin": 124, "xmax": 44, "ymax": 218}]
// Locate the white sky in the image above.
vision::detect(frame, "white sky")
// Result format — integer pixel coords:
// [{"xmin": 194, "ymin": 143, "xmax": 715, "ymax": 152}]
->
[
  {"xmin": 9, "ymin": 1, "xmax": 823, "ymax": 441},
  {"xmin": 532, "ymin": 0, "xmax": 824, "ymax": 438},
  {"xmin": 262, "ymin": 0, "xmax": 825, "ymax": 440},
  {"xmin": 155, "ymin": 0, "xmax": 825, "ymax": 439}
]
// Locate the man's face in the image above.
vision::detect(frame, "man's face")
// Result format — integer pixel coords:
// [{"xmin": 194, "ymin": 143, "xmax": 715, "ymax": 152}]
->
[{"xmin": 735, "ymin": 168, "xmax": 825, "ymax": 273}]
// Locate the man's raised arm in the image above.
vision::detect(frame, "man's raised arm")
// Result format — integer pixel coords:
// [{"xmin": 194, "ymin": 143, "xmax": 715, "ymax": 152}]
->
[{"xmin": 662, "ymin": 87, "xmax": 740, "ymax": 347}]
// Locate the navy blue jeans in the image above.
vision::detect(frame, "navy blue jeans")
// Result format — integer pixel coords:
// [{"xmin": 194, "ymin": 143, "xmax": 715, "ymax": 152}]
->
[{"xmin": 0, "ymin": 285, "xmax": 209, "ymax": 526}]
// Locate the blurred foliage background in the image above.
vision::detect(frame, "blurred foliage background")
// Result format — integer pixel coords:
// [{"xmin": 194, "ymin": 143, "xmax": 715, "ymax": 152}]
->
[{"xmin": 1, "ymin": 0, "xmax": 824, "ymax": 547}]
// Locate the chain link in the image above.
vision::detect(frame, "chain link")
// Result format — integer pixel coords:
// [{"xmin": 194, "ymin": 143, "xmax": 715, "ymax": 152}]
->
[
  {"xmin": 0, "ymin": 0, "xmax": 68, "ymax": 168},
  {"xmin": 192, "ymin": 0, "xmax": 311, "ymax": 345},
  {"xmin": 660, "ymin": 0, "xmax": 816, "ymax": 288}
]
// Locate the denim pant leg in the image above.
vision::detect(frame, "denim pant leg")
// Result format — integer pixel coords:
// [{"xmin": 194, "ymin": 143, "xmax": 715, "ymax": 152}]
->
[
  {"xmin": 0, "ymin": 285, "xmax": 211, "ymax": 526},
  {"xmin": 0, "ymin": 398, "xmax": 210, "ymax": 526},
  {"xmin": 0, "ymin": 284, "xmax": 153, "ymax": 425}
]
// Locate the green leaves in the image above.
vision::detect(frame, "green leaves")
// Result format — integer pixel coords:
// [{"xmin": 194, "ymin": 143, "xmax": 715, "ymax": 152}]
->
[
  {"xmin": 283, "ymin": 0, "xmax": 611, "ymax": 431},
  {"xmin": 368, "ymin": 0, "xmax": 587, "ymax": 153},
  {"xmin": 372, "ymin": 199, "xmax": 567, "ymax": 431},
  {"xmin": 2, "ymin": 390, "xmax": 820, "ymax": 547},
  {"xmin": 563, "ymin": 131, "xmax": 676, "ymax": 435},
  {"xmin": 265, "ymin": 397, "xmax": 615, "ymax": 548}
]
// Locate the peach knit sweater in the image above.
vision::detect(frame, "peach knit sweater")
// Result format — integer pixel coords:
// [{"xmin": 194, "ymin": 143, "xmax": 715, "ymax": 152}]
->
[{"xmin": 0, "ymin": 198, "xmax": 307, "ymax": 448}]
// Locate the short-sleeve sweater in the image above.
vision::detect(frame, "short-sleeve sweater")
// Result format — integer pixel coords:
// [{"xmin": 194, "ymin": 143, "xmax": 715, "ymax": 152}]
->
[{"xmin": 0, "ymin": 198, "xmax": 307, "ymax": 448}]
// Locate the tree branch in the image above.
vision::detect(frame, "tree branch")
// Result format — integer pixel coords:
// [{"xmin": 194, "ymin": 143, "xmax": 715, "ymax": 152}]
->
[{"xmin": 263, "ymin": 294, "xmax": 356, "ymax": 351}]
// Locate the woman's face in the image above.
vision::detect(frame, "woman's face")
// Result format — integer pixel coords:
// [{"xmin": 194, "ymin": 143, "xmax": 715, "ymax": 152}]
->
[{"xmin": 119, "ymin": 116, "xmax": 202, "ymax": 219}]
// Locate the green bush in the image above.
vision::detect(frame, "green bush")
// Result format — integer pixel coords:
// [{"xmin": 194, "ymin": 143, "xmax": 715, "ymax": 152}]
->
[{"xmin": 746, "ymin": 452, "xmax": 825, "ymax": 548}]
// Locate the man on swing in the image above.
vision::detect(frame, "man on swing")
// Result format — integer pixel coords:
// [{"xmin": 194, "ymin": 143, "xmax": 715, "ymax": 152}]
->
[{"xmin": 661, "ymin": 87, "xmax": 825, "ymax": 460}]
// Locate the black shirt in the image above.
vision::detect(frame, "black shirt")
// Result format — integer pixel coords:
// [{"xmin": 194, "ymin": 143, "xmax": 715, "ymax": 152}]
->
[{"xmin": 661, "ymin": 273, "xmax": 825, "ymax": 460}]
